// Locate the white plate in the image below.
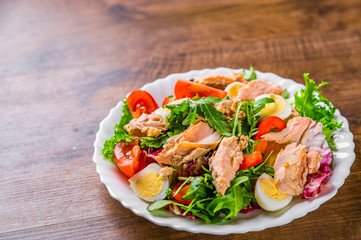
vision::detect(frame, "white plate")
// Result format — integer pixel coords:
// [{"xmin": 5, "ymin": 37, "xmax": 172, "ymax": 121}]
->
[{"xmin": 93, "ymin": 68, "xmax": 355, "ymax": 235}]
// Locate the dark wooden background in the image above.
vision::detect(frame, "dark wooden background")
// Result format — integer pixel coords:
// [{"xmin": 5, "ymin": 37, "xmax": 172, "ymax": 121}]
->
[{"xmin": 1, "ymin": 0, "xmax": 360, "ymax": 239}]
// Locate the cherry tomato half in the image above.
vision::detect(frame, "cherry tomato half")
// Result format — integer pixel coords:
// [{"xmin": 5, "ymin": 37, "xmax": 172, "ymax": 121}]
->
[
  {"xmin": 174, "ymin": 79, "xmax": 227, "ymax": 99},
  {"xmin": 171, "ymin": 182, "xmax": 192, "ymax": 205},
  {"xmin": 162, "ymin": 96, "xmax": 174, "ymax": 106},
  {"xmin": 239, "ymin": 151, "xmax": 263, "ymax": 170},
  {"xmin": 113, "ymin": 141, "xmax": 142, "ymax": 178},
  {"xmin": 254, "ymin": 138, "xmax": 268, "ymax": 154},
  {"xmin": 126, "ymin": 90, "xmax": 159, "ymax": 118},
  {"xmin": 253, "ymin": 116, "xmax": 286, "ymax": 154}
]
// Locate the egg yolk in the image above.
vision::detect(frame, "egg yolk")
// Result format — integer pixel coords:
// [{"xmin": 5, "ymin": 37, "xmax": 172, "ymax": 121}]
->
[
  {"xmin": 133, "ymin": 172, "xmax": 164, "ymax": 199},
  {"xmin": 260, "ymin": 95, "xmax": 286, "ymax": 117},
  {"xmin": 259, "ymin": 178, "xmax": 288, "ymax": 200},
  {"xmin": 227, "ymin": 83, "xmax": 246, "ymax": 98}
]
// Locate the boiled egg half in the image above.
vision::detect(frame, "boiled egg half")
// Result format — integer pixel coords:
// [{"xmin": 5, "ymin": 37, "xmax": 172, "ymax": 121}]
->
[
  {"xmin": 129, "ymin": 163, "xmax": 169, "ymax": 202},
  {"xmin": 225, "ymin": 82, "xmax": 247, "ymax": 99},
  {"xmin": 254, "ymin": 94, "xmax": 292, "ymax": 120},
  {"xmin": 255, "ymin": 173, "xmax": 293, "ymax": 211}
]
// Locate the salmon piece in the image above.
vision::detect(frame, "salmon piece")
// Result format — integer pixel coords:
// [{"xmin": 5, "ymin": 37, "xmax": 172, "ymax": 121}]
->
[
  {"xmin": 284, "ymin": 108, "xmax": 300, "ymax": 123},
  {"xmin": 156, "ymin": 121, "xmax": 221, "ymax": 166},
  {"xmin": 261, "ymin": 117, "xmax": 313, "ymax": 144},
  {"xmin": 274, "ymin": 143, "xmax": 308, "ymax": 195},
  {"xmin": 306, "ymin": 149, "xmax": 322, "ymax": 174},
  {"xmin": 194, "ymin": 72, "xmax": 244, "ymax": 90},
  {"xmin": 234, "ymin": 79, "xmax": 284, "ymax": 101},
  {"xmin": 209, "ymin": 136, "xmax": 246, "ymax": 196},
  {"xmin": 125, "ymin": 112, "xmax": 168, "ymax": 137}
]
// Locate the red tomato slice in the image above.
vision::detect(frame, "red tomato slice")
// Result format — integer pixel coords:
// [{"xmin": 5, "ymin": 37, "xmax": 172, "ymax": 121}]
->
[
  {"xmin": 253, "ymin": 117, "xmax": 286, "ymax": 154},
  {"xmin": 254, "ymin": 139, "xmax": 268, "ymax": 154},
  {"xmin": 171, "ymin": 182, "xmax": 192, "ymax": 205},
  {"xmin": 174, "ymin": 79, "xmax": 227, "ymax": 99},
  {"xmin": 126, "ymin": 90, "xmax": 159, "ymax": 118},
  {"xmin": 113, "ymin": 141, "xmax": 142, "ymax": 178},
  {"xmin": 239, "ymin": 151, "xmax": 263, "ymax": 170},
  {"xmin": 162, "ymin": 96, "xmax": 173, "ymax": 106},
  {"xmin": 257, "ymin": 116, "xmax": 287, "ymax": 136}
]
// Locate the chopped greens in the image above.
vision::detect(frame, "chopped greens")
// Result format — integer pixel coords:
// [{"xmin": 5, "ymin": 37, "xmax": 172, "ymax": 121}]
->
[
  {"xmin": 230, "ymin": 97, "xmax": 275, "ymax": 154},
  {"xmin": 148, "ymin": 168, "xmax": 255, "ymax": 224},
  {"xmin": 164, "ymin": 96, "xmax": 231, "ymax": 137}
]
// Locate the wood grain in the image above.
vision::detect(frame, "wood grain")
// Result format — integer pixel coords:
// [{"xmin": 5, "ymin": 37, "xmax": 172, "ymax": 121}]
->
[{"xmin": 0, "ymin": 0, "xmax": 360, "ymax": 239}]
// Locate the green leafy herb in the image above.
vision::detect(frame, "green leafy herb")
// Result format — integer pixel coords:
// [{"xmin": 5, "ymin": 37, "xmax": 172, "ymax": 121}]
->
[
  {"xmin": 295, "ymin": 73, "xmax": 342, "ymax": 131},
  {"xmin": 148, "ymin": 200, "xmax": 180, "ymax": 212},
  {"xmin": 164, "ymin": 97, "xmax": 231, "ymax": 137},
  {"xmin": 148, "ymin": 170, "xmax": 254, "ymax": 224},
  {"xmin": 199, "ymin": 103, "xmax": 231, "ymax": 137},
  {"xmin": 230, "ymin": 98, "xmax": 275, "ymax": 153},
  {"xmin": 243, "ymin": 65, "xmax": 257, "ymax": 81},
  {"xmin": 207, "ymin": 175, "xmax": 253, "ymax": 220},
  {"xmin": 140, "ymin": 134, "xmax": 169, "ymax": 149},
  {"xmin": 101, "ymin": 100, "xmax": 135, "ymax": 163},
  {"xmin": 294, "ymin": 73, "xmax": 342, "ymax": 149},
  {"xmin": 282, "ymin": 89, "xmax": 290, "ymax": 99}
]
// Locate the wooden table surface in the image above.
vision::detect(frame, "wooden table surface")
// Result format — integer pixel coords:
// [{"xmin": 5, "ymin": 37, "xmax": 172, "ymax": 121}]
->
[{"xmin": 1, "ymin": 0, "xmax": 360, "ymax": 239}]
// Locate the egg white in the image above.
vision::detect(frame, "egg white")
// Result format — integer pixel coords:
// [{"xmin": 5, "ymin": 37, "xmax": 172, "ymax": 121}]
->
[
  {"xmin": 254, "ymin": 94, "xmax": 292, "ymax": 120},
  {"xmin": 129, "ymin": 163, "xmax": 169, "ymax": 202},
  {"xmin": 255, "ymin": 173, "xmax": 293, "ymax": 211}
]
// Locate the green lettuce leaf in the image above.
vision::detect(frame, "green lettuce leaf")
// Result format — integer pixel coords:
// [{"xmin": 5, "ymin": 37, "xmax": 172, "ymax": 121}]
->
[{"xmin": 101, "ymin": 100, "xmax": 135, "ymax": 162}]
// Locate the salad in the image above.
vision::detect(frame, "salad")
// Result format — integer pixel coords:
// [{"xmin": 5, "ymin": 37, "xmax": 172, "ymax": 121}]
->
[{"xmin": 101, "ymin": 67, "xmax": 342, "ymax": 224}]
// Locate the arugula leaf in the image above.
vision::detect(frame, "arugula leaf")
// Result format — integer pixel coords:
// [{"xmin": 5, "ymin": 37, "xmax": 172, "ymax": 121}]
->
[
  {"xmin": 200, "ymin": 103, "xmax": 231, "ymax": 137},
  {"xmin": 195, "ymin": 96, "xmax": 225, "ymax": 104},
  {"xmin": 253, "ymin": 97, "xmax": 276, "ymax": 114},
  {"xmin": 243, "ymin": 65, "xmax": 257, "ymax": 81},
  {"xmin": 101, "ymin": 100, "xmax": 135, "ymax": 162},
  {"xmin": 147, "ymin": 200, "xmax": 180, "ymax": 212},
  {"xmin": 165, "ymin": 100, "xmax": 191, "ymax": 136},
  {"xmin": 206, "ymin": 174, "xmax": 254, "ymax": 220},
  {"xmin": 182, "ymin": 107, "xmax": 197, "ymax": 126},
  {"xmin": 182, "ymin": 176, "xmax": 213, "ymax": 200},
  {"xmin": 149, "ymin": 169, "xmax": 254, "ymax": 224},
  {"xmin": 232, "ymin": 102, "xmax": 244, "ymax": 136},
  {"xmin": 230, "ymin": 98, "xmax": 274, "ymax": 153},
  {"xmin": 140, "ymin": 134, "xmax": 168, "ymax": 148}
]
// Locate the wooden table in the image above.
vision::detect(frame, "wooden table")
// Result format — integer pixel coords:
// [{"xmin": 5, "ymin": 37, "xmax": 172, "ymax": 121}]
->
[{"xmin": 1, "ymin": 0, "xmax": 360, "ymax": 239}]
